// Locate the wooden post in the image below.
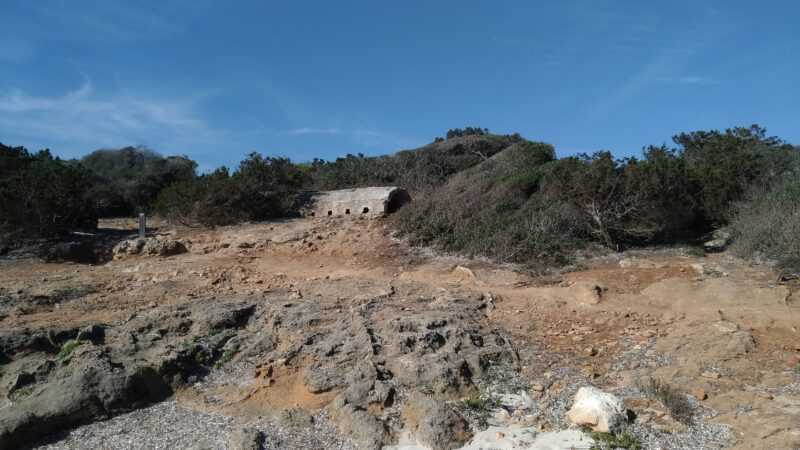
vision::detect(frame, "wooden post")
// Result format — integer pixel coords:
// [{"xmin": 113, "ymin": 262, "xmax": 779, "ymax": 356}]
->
[{"xmin": 138, "ymin": 213, "xmax": 146, "ymax": 239}]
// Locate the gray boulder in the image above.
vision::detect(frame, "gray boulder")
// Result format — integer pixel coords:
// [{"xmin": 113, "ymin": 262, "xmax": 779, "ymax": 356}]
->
[
  {"xmin": 112, "ymin": 237, "xmax": 187, "ymax": 259},
  {"xmin": 0, "ymin": 352, "xmax": 170, "ymax": 448},
  {"xmin": 402, "ymin": 393, "xmax": 472, "ymax": 450},
  {"xmin": 704, "ymin": 229, "xmax": 732, "ymax": 252}
]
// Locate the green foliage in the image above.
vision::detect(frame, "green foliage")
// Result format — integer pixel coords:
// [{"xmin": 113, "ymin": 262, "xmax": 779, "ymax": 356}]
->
[
  {"xmin": 308, "ymin": 133, "xmax": 522, "ymax": 193},
  {"xmin": 57, "ymin": 339, "xmax": 83, "ymax": 360},
  {"xmin": 395, "ymin": 140, "xmax": 584, "ymax": 268},
  {"xmin": 462, "ymin": 393, "xmax": 494, "ymax": 411},
  {"xmin": 216, "ymin": 349, "xmax": 237, "ymax": 367},
  {"xmin": 0, "ymin": 144, "xmax": 97, "ymax": 239},
  {"xmin": 677, "ymin": 125, "xmax": 795, "ymax": 225},
  {"xmin": 155, "ymin": 153, "xmax": 308, "ymax": 227},
  {"xmin": 541, "ymin": 148, "xmax": 696, "ymax": 249},
  {"xmin": 445, "ymin": 127, "xmax": 489, "ymax": 139},
  {"xmin": 589, "ymin": 430, "xmax": 642, "ymax": 450},
  {"xmin": 80, "ymin": 146, "xmax": 196, "ymax": 216}
]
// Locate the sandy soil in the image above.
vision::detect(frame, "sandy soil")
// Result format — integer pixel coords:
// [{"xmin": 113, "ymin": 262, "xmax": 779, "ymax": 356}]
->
[{"xmin": 1, "ymin": 217, "xmax": 799, "ymax": 449}]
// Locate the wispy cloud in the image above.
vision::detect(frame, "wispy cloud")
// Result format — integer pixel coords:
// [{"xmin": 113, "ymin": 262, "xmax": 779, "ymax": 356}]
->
[
  {"xmin": 0, "ymin": 80, "xmax": 221, "ymax": 152},
  {"xmin": 287, "ymin": 127, "xmax": 343, "ymax": 135},
  {"xmin": 580, "ymin": 2, "xmax": 725, "ymax": 119}
]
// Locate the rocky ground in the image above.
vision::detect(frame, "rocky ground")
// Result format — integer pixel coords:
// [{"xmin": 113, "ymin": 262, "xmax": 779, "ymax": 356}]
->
[{"xmin": 1, "ymin": 217, "xmax": 799, "ymax": 449}]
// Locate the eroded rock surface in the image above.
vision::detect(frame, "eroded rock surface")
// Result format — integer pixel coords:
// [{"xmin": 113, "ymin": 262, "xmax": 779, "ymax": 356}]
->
[{"xmin": 1, "ymin": 218, "xmax": 798, "ymax": 450}]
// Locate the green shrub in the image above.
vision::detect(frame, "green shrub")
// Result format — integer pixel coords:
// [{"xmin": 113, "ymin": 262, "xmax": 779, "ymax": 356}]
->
[
  {"xmin": 395, "ymin": 140, "xmax": 584, "ymax": 268},
  {"xmin": 541, "ymin": 148, "xmax": 696, "ymax": 249},
  {"xmin": 81, "ymin": 146, "xmax": 196, "ymax": 216},
  {"xmin": 155, "ymin": 153, "xmax": 307, "ymax": 227},
  {"xmin": 57, "ymin": 339, "xmax": 83, "ymax": 360},
  {"xmin": 308, "ymin": 133, "xmax": 522, "ymax": 192},
  {"xmin": 677, "ymin": 125, "xmax": 795, "ymax": 225},
  {"xmin": 589, "ymin": 430, "xmax": 642, "ymax": 450},
  {"xmin": 0, "ymin": 144, "xmax": 97, "ymax": 239}
]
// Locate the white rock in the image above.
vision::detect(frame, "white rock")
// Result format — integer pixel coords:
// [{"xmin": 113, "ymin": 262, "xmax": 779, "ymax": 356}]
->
[
  {"xmin": 566, "ymin": 386, "xmax": 625, "ymax": 432},
  {"xmin": 386, "ymin": 427, "xmax": 592, "ymax": 450}
]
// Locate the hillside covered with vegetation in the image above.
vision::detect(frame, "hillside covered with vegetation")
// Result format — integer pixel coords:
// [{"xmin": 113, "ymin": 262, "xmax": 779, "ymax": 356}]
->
[{"xmin": 1, "ymin": 125, "xmax": 798, "ymax": 272}]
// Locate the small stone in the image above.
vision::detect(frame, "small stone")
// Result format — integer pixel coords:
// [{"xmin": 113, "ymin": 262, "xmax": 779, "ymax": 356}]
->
[
  {"xmin": 228, "ymin": 426, "xmax": 265, "ymax": 450},
  {"xmin": 584, "ymin": 346, "xmax": 597, "ymax": 356},
  {"xmin": 692, "ymin": 388, "xmax": 708, "ymax": 401},
  {"xmin": 531, "ymin": 383, "xmax": 545, "ymax": 393},
  {"xmin": 581, "ymin": 366, "xmax": 599, "ymax": 378},
  {"xmin": 701, "ymin": 371, "xmax": 721, "ymax": 379}
]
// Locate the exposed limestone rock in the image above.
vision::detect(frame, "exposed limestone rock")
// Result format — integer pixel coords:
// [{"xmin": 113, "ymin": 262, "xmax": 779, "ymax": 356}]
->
[
  {"xmin": 703, "ymin": 229, "xmax": 732, "ymax": 252},
  {"xmin": 566, "ymin": 386, "xmax": 626, "ymax": 433},
  {"xmin": 112, "ymin": 237, "xmax": 187, "ymax": 259},
  {"xmin": 402, "ymin": 392, "xmax": 472, "ymax": 450}
]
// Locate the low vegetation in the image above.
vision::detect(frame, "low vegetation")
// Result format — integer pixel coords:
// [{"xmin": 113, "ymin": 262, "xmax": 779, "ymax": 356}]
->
[
  {"xmin": 0, "ymin": 144, "xmax": 97, "ymax": 239},
  {"xmin": 153, "ymin": 153, "xmax": 307, "ymax": 227},
  {"xmin": 462, "ymin": 392, "xmax": 494, "ymax": 411},
  {"xmin": 636, "ymin": 377, "xmax": 694, "ymax": 425},
  {"xmin": 80, "ymin": 146, "xmax": 196, "ymax": 217},
  {"xmin": 730, "ymin": 171, "xmax": 800, "ymax": 276},
  {"xmin": 2, "ymin": 125, "xmax": 798, "ymax": 272},
  {"xmin": 57, "ymin": 339, "xmax": 83, "ymax": 361},
  {"xmin": 589, "ymin": 430, "xmax": 642, "ymax": 450},
  {"xmin": 396, "ymin": 125, "xmax": 799, "ymax": 268}
]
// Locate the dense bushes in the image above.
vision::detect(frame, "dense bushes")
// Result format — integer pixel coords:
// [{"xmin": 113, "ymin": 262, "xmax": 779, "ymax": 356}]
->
[
  {"xmin": 153, "ymin": 153, "xmax": 307, "ymax": 227},
  {"xmin": 730, "ymin": 169, "xmax": 800, "ymax": 275},
  {"xmin": 0, "ymin": 144, "xmax": 97, "ymax": 238},
  {"xmin": 3, "ymin": 124, "xmax": 798, "ymax": 273},
  {"xmin": 396, "ymin": 126, "xmax": 800, "ymax": 267},
  {"xmin": 395, "ymin": 141, "xmax": 585, "ymax": 266},
  {"xmin": 678, "ymin": 125, "xmax": 795, "ymax": 225},
  {"xmin": 541, "ymin": 147, "xmax": 696, "ymax": 249},
  {"xmin": 80, "ymin": 147, "xmax": 196, "ymax": 216},
  {"xmin": 309, "ymin": 133, "xmax": 522, "ymax": 192}
]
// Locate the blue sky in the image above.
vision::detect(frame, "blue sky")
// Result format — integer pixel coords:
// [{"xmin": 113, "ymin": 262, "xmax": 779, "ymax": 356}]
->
[{"xmin": 1, "ymin": 0, "xmax": 798, "ymax": 171}]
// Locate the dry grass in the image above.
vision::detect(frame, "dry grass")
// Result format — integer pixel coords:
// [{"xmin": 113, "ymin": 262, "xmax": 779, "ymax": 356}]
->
[
  {"xmin": 730, "ymin": 175, "xmax": 800, "ymax": 275},
  {"xmin": 637, "ymin": 377, "xmax": 694, "ymax": 425}
]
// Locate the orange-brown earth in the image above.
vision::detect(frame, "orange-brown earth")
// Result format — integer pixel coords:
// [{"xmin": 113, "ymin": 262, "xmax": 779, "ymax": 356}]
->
[{"xmin": 1, "ymin": 217, "xmax": 798, "ymax": 449}]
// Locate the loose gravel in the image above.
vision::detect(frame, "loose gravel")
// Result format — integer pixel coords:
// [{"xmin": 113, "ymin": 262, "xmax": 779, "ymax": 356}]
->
[{"xmin": 35, "ymin": 399, "xmax": 355, "ymax": 450}]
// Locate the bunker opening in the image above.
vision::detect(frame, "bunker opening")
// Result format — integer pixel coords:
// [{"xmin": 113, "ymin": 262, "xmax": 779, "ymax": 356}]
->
[{"xmin": 386, "ymin": 189, "xmax": 412, "ymax": 214}]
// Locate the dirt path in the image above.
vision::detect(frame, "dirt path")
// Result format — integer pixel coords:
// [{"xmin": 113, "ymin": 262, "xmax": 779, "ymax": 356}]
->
[{"xmin": 1, "ymin": 218, "xmax": 799, "ymax": 449}]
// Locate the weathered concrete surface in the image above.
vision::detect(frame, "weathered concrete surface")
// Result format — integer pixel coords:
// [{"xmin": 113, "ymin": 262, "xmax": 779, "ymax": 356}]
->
[{"xmin": 304, "ymin": 187, "xmax": 411, "ymax": 218}]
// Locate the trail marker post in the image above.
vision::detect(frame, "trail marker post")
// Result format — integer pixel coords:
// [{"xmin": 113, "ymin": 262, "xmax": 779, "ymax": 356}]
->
[{"xmin": 138, "ymin": 213, "xmax": 146, "ymax": 240}]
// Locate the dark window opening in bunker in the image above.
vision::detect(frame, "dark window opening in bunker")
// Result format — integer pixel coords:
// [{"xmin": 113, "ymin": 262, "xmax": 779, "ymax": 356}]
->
[
  {"xmin": 362, "ymin": 207, "xmax": 369, "ymax": 214},
  {"xmin": 386, "ymin": 189, "xmax": 412, "ymax": 214},
  {"xmin": 345, "ymin": 209, "xmax": 351, "ymax": 214},
  {"xmin": 327, "ymin": 210, "xmax": 333, "ymax": 216}
]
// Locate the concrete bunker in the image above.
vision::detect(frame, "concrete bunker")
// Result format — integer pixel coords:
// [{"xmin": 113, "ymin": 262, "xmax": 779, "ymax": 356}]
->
[{"xmin": 304, "ymin": 186, "xmax": 411, "ymax": 219}]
